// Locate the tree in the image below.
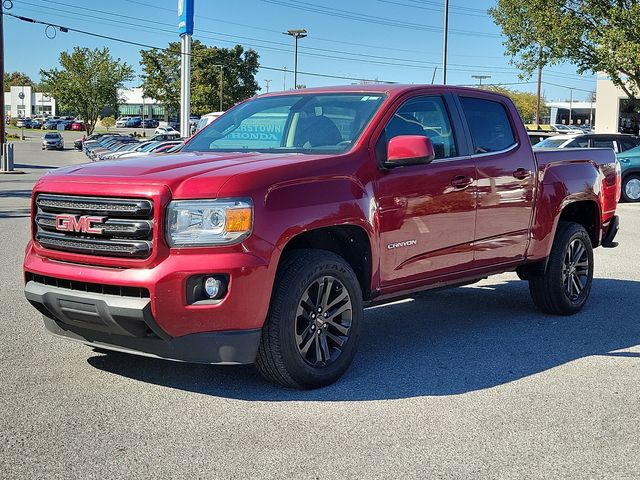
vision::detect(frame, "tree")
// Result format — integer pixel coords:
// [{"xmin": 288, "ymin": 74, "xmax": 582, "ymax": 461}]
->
[
  {"xmin": 4, "ymin": 71, "xmax": 34, "ymax": 91},
  {"xmin": 101, "ymin": 116, "xmax": 116, "ymax": 131},
  {"xmin": 140, "ymin": 40, "xmax": 260, "ymax": 116},
  {"xmin": 40, "ymin": 47, "xmax": 134, "ymax": 134},
  {"xmin": 483, "ymin": 86, "xmax": 548, "ymax": 124},
  {"xmin": 489, "ymin": 1, "xmax": 640, "ymax": 98}
]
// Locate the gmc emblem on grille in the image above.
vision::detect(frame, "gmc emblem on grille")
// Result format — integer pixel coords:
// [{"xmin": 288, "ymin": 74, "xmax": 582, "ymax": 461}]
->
[{"xmin": 55, "ymin": 214, "xmax": 105, "ymax": 234}]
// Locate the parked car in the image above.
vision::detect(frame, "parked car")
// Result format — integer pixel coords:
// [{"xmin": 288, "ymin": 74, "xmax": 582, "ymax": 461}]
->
[
  {"xmin": 527, "ymin": 131, "xmax": 557, "ymax": 146},
  {"xmin": 100, "ymin": 141, "xmax": 158, "ymax": 160},
  {"xmin": 16, "ymin": 118, "xmax": 30, "ymax": 128},
  {"xmin": 114, "ymin": 140, "xmax": 182, "ymax": 159},
  {"xmin": 60, "ymin": 120, "xmax": 74, "ymax": 130},
  {"xmin": 30, "ymin": 118, "xmax": 43, "ymax": 129},
  {"xmin": 43, "ymin": 119, "xmax": 62, "ymax": 130},
  {"xmin": 551, "ymin": 124, "xmax": 584, "ymax": 134},
  {"xmin": 534, "ymin": 133, "xmax": 640, "ymax": 153},
  {"xmin": 154, "ymin": 125, "xmax": 179, "ymax": 135},
  {"xmin": 195, "ymin": 112, "xmax": 224, "ymax": 133},
  {"xmin": 41, "ymin": 132, "xmax": 63, "ymax": 150},
  {"xmin": 142, "ymin": 118, "xmax": 159, "ymax": 128},
  {"xmin": 149, "ymin": 132, "xmax": 181, "ymax": 141},
  {"xmin": 70, "ymin": 121, "xmax": 85, "ymax": 131},
  {"xmin": 115, "ymin": 117, "xmax": 131, "ymax": 128},
  {"xmin": 24, "ymin": 85, "xmax": 621, "ymax": 389},
  {"xmin": 615, "ymin": 145, "xmax": 640, "ymax": 202},
  {"xmin": 125, "ymin": 117, "xmax": 142, "ymax": 128}
]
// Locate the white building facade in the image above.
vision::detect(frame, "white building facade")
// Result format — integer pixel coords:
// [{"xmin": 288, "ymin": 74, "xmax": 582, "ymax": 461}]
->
[
  {"xmin": 594, "ymin": 78, "xmax": 640, "ymax": 134},
  {"xmin": 4, "ymin": 85, "xmax": 56, "ymax": 118}
]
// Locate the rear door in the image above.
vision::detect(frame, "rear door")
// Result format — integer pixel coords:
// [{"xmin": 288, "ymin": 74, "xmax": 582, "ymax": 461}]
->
[
  {"xmin": 456, "ymin": 94, "xmax": 537, "ymax": 267},
  {"xmin": 375, "ymin": 93, "xmax": 477, "ymax": 286}
]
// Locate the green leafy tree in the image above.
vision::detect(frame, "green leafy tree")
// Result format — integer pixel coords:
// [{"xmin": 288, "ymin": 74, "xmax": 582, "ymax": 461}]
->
[
  {"xmin": 101, "ymin": 116, "xmax": 116, "ymax": 131},
  {"xmin": 482, "ymin": 86, "xmax": 548, "ymax": 124},
  {"xmin": 4, "ymin": 71, "xmax": 35, "ymax": 91},
  {"xmin": 489, "ymin": 0, "xmax": 640, "ymax": 98},
  {"xmin": 140, "ymin": 40, "xmax": 260, "ymax": 116},
  {"xmin": 40, "ymin": 47, "xmax": 134, "ymax": 134}
]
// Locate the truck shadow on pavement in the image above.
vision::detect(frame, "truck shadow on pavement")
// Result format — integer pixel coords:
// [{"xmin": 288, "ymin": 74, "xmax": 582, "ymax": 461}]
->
[{"xmin": 87, "ymin": 277, "xmax": 640, "ymax": 401}]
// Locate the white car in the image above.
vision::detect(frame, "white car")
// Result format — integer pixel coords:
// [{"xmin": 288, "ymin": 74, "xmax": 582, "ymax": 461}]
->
[
  {"xmin": 195, "ymin": 112, "xmax": 224, "ymax": 133},
  {"xmin": 551, "ymin": 124, "xmax": 584, "ymax": 134},
  {"xmin": 154, "ymin": 125, "xmax": 179, "ymax": 135},
  {"xmin": 115, "ymin": 117, "xmax": 131, "ymax": 128}
]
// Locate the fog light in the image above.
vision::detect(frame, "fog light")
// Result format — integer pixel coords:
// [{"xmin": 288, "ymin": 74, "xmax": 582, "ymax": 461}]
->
[{"xmin": 204, "ymin": 277, "xmax": 221, "ymax": 298}]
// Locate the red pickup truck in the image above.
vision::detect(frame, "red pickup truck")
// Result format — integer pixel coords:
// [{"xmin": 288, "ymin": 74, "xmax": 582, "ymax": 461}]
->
[{"xmin": 24, "ymin": 85, "xmax": 620, "ymax": 389}]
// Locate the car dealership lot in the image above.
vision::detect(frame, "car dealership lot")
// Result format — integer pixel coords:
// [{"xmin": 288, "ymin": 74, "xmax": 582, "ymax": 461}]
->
[{"xmin": 1, "ymin": 139, "xmax": 639, "ymax": 479}]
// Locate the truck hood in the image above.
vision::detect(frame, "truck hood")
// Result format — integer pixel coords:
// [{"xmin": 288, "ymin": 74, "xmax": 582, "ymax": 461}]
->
[{"xmin": 41, "ymin": 151, "xmax": 334, "ymax": 198}]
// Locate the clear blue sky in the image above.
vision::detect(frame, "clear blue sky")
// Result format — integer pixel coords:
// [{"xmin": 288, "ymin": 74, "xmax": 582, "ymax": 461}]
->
[{"xmin": 4, "ymin": 0, "xmax": 597, "ymax": 101}]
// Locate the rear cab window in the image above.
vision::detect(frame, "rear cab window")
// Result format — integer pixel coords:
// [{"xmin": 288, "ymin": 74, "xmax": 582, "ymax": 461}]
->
[{"xmin": 459, "ymin": 96, "xmax": 517, "ymax": 154}]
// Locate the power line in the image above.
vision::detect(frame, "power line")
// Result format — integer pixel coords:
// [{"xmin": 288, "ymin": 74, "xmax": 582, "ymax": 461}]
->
[
  {"xmin": 3, "ymin": 11, "xmax": 396, "ymax": 84},
  {"xmin": 20, "ymin": 0, "xmax": 596, "ymax": 84}
]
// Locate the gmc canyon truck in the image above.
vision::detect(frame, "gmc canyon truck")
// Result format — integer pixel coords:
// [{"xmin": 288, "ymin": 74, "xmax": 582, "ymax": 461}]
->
[{"xmin": 24, "ymin": 85, "xmax": 621, "ymax": 389}]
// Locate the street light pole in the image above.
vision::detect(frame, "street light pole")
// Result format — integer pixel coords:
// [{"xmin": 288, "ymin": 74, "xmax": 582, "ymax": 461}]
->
[
  {"xmin": 442, "ymin": 0, "xmax": 449, "ymax": 84},
  {"xmin": 265, "ymin": 79, "xmax": 272, "ymax": 93},
  {"xmin": 284, "ymin": 29, "xmax": 307, "ymax": 89}
]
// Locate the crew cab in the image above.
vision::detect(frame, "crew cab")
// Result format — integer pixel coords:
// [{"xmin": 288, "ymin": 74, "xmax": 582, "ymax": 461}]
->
[{"xmin": 24, "ymin": 85, "xmax": 621, "ymax": 389}]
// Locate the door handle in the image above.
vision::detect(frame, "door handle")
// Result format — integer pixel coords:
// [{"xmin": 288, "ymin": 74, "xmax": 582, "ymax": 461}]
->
[
  {"xmin": 451, "ymin": 175, "xmax": 473, "ymax": 188},
  {"xmin": 513, "ymin": 168, "xmax": 531, "ymax": 180}
]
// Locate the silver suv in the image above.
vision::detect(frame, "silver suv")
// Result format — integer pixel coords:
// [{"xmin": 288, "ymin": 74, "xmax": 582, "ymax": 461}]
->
[{"xmin": 42, "ymin": 132, "xmax": 63, "ymax": 150}]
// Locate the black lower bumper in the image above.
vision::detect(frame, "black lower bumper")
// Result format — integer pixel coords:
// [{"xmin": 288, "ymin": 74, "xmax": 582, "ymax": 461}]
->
[
  {"xmin": 24, "ymin": 281, "xmax": 261, "ymax": 365},
  {"xmin": 601, "ymin": 215, "xmax": 619, "ymax": 248}
]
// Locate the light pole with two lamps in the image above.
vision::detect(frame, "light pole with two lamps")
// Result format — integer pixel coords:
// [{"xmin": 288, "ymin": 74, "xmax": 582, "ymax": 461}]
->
[{"xmin": 284, "ymin": 29, "xmax": 307, "ymax": 89}]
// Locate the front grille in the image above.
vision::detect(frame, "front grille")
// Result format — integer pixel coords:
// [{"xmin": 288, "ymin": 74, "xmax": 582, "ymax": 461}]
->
[
  {"xmin": 26, "ymin": 273, "xmax": 150, "ymax": 298},
  {"xmin": 34, "ymin": 194, "xmax": 154, "ymax": 259}
]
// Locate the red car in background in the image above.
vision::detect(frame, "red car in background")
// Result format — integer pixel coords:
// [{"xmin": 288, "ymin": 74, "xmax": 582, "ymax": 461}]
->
[{"xmin": 70, "ymin": 121, "xmax": 85, "ymax": 131}]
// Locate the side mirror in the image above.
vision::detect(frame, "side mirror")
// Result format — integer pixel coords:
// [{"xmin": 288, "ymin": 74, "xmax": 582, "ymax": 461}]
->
[{"xmin": 384, "ymin": 135, "xmax": 435, "ymax": 168}]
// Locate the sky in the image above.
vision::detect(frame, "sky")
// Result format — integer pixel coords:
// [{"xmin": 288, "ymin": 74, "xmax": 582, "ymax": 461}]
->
[{"xmin": 4, "ymin": 0, "xmax": 598, "ymax": 101}]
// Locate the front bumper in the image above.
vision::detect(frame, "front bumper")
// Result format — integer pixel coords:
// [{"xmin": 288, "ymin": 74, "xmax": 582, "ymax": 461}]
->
[{"xmin": 24, "ymin": 281, "xmax": 261, "ymax": 364}]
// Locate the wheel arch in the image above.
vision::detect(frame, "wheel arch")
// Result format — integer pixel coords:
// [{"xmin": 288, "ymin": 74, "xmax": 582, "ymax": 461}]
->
[{"xmin": 278, "ymin": 225, "xmax": 374, "ymax": 301}]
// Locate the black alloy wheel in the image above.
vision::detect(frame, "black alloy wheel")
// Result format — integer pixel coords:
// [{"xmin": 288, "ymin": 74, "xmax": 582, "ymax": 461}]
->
[{"xmin": 295, "ymin": 275, "xmax": 353, "ymax": 367}]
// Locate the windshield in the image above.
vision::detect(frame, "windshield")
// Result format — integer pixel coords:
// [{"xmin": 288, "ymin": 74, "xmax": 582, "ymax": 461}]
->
[
  {"xmin": 534, "ymin": 137, "xmax": 568, "ymax": 148},
  {"xmin": 44, "ymin": 133, "xmax": 59, "ymax": 139},
  {"xmin": 183, "ymin": 93, "xmax": 385, "ymax": 154}
]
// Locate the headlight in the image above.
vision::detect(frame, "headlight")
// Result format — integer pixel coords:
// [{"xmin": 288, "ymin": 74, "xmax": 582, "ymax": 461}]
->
[{"xmin": 166, "ymin": 199, "xmax": 253, "ymax": 246}]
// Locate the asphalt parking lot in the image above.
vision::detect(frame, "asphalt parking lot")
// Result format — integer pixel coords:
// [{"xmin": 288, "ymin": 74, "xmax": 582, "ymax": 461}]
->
[{"xmin": 0, "ymin": 137, "xmax": 638, "ymax": 479}]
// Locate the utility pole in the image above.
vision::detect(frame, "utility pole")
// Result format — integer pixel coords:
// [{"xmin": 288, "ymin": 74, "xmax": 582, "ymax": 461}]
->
[
  {"xmin": 283, "ymin": 67, "xmax": 287, "ymax": 90},
  {"xmin": 569, "ymin": 88, "xmax": 574, "ymax": 125},
  {"xmin": 472, "ymin": 75, "xmax": 491, "ymax": 86},
  {"xmin": 265, "ymin": 79, "xmax": 272, "ymax": 93},
  {"xmin": 218, "ymin": 64, "xmax": 223, "ymax": 111},
  {"xmin": 442, "ymin": 0, "xmax": 449, "ymax": 84},
  {"xmin": 284, "ymin": 29, "xmax": 307, "ymax": 89},
  {"xmin": 535, "ymin": 45, "xmax": 543, "ymax": 128}
]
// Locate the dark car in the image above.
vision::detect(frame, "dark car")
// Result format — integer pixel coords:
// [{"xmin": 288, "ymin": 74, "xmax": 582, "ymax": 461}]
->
[
  {"xmin": 142, "ymin": 118, "xmax": 159, "ymax": 128},
  {"xmin": 43, "ymin": 119, "xmax": 61, "ymax": 130},
  {"xmin": 534, "ymin": 133, "xmax": 640, "ymax": 153}
]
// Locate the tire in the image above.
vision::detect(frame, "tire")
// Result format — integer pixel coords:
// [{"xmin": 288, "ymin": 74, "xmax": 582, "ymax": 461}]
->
[
  {"xmin": 256, "ymin": 249, "xmax": 363, "ymax": 389},
  {"xmin": 528, "ymin": 222, "xmax": 594, "ymax": 315},
  {"xmin": 621, "ymin": 174, "xmax": 640, "ymax": 203}
]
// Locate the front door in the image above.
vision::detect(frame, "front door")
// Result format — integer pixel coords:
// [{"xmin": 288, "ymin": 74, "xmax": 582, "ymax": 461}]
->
[{"xmin": 376, "ymin": 95, "xmax": 477, "ymax": 286}]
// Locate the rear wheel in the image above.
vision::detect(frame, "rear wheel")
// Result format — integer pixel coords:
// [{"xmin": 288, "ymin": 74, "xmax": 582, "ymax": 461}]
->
[
  {"xmin": 528, "ymin": 222, "xmax": 593, "ymax": 315},
  {"xmin": 256, "ymin": 249, "xmax": 362, "ymax": 389},
  {"xmin": 621, "ymin": 174, "xmax": 640, "ymax": 203}
]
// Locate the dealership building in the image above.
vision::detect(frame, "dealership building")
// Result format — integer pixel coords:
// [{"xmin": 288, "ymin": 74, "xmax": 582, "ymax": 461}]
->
[
  {"xmin": 4, "ymin": 85, "xmax": 56, "ymax": 118},
  {"xmin": 594, "ymin": 78, "xmax": 640, "ymax": 134}
]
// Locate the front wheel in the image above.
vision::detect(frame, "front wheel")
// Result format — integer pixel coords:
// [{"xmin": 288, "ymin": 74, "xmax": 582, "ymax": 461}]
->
[
  {"xmin": 256, "ymin": 249, "xmax": 362, "ymax": 389},
  {"xmin": 621, "ymin": 174, "xmax": 640, "ymax": 203},
  {"xmin": 528, "ymin": 222, "xmax": 594, "ymax": 315}
]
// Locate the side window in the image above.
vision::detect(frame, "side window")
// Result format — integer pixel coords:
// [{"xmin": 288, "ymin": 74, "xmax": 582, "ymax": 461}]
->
[
  {"xmin": 384, "ymin": 96, "xmax": 457, "ymax": 159},
  {"xmin": 619, "ymin": 138, "xmax": 640, "ymax": 152},
  {"xmin": 591, "ymin": 139, "xmax": 616, "ymax": 150},
  {"xmin": 460, "ymin": 97, "xmax": 517, "ymax": 154},
  {"xmin": 565, "ymin": 138, "xmax": 588, "ymax": 148}
]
